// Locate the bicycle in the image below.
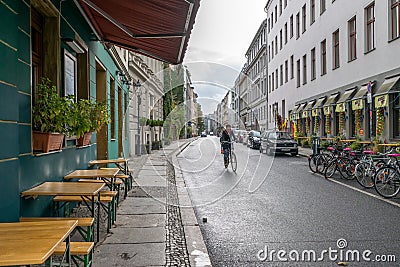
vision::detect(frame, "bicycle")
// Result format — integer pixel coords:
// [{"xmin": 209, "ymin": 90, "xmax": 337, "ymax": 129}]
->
[
  {"xmin": 221, "ymin": 141, "xmax": 237, "ymax": 172},
  {"xmin": 354, "ymin": 150, "xmax": 388, "ymax": 189},
  {"xmin": 324, "ymin": 147, "xmax": 357, "ymax": 180},
  {"xmin": 374, "ymin": 153, "xmax": 400, "ymax": 198}
]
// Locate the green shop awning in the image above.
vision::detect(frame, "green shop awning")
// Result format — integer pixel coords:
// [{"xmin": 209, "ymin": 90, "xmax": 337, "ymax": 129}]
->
[{"xmin": 374, "ymin": 76, "xmax": 400, "ymax": 96}]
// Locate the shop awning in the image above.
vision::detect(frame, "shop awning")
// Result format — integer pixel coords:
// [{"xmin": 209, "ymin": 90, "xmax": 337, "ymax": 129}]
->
[
  {"xmin": 295, "ymin": 103, "xmax": 307, "ymax": 114},
  {"xmin": 77, "ymin": 0, "xmax": 200, "ymax": 64},
  {"xmin": 304, "ymin": 100, "xmax": 316, "ymax": 110},
  {"xmin": 314, "ymin": 97, "xmax": 327, "ymax": 108},
  {"xmin": 336, "ymin": 87, "xmax": 357, "ymax": 103},
  {"xmin": 323, "ymin": 93, "xmax": 340, "ymax": 106},
  {"xmin": 352, "ymin": 85, "xmax": 369, "ymax": 100},
  {"xmin": 374, "ymin": 76, "xmax": 400, "ymax": 96}
]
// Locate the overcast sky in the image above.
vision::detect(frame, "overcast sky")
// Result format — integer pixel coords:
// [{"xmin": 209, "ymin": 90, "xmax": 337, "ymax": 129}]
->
[{"xmin": 184, "ymin": 0, "xmax": 267, "ymax": 115}]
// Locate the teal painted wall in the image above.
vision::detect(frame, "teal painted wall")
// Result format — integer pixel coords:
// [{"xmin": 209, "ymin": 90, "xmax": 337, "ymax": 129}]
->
[{"xmin": 0, "ymin": 0, "xmax": 130, "ymax": 222}]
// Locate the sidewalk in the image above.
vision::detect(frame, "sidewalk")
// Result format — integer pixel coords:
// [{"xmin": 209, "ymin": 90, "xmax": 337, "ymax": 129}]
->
[
  {"xmin": 93, "ymin": 138, "xmax": 211, "ymax": 266},
  {"xmin": 298, "ymin": 146, "xmax": 313, "ymax": 157}
]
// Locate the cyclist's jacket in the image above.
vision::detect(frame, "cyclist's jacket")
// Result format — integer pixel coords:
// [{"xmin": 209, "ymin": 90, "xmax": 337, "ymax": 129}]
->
[{"xmin": 220, "ymin": 130, "xmax": 235, "ymax": 148}]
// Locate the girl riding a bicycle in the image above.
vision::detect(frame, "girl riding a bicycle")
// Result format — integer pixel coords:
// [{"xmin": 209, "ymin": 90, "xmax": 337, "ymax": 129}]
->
[{"xmin": 220, "ymin": 124, "xmax": 236, "ymax": 168}]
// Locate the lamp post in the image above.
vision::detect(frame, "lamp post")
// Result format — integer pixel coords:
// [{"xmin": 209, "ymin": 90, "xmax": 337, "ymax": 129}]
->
[{"xmin": 134, "ymin": 80, "xmax": 142, "ymax": 156}]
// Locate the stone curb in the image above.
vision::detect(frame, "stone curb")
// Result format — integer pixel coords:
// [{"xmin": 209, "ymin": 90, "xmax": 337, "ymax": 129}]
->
[{"xmin": 171, "ymin": 139, "xmax": 212, "ymax": 267}]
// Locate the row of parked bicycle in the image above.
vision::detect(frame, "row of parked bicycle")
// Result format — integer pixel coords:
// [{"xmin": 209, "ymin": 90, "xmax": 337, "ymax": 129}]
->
[{"xmin": 308, "ymin": 143, "xmax": 400, "ymax": 198}]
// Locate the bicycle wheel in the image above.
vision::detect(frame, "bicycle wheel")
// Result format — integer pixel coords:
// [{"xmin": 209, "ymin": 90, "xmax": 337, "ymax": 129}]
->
[
  {"xmin": 230, "ymin": 151, "xmax": 237, "ymax": 172},
  {"xmin": 338, "ymin": 157, "xmax": 356, "ymax": 180},
  {"xmin": 316, "ymin": 153, "xmax": 330, "ymax": 174},
  {"xmin": 308, "ymin": 155, "xmax": 318, "ymax": 173},
  {"xmin": 324, "ymin": 160, "xmax": 337, "ymax": 179},
  {"xmin": 354, "ymin": 162, "xmax": 374, "ymax": 188},
  {"xmin": 374, "ymin": 166, "xmax": 400, "ymax": 198}
]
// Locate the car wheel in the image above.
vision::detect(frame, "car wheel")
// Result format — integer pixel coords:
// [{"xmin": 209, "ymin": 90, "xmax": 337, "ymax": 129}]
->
[
  {"xmin": 291, "ymin": 152, "xmax": 298, "ymax": 157},
  {"xmin": 267, "ymin": 146, "xmax": 273, "ymax": 156},
  {"xmin": 259, "ymin": 146, "xmax": 263, "ymax": 153}
]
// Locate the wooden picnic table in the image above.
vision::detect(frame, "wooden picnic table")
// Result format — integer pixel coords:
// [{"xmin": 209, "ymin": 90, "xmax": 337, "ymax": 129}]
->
[
  {"xmin": 64, "ymin": 169, "xmax": 119, "ymax": 192},
  {"xmin": 21, "ymin": 182, "xmax": 104, "ymax": 242},
  {"xmin": 0, "ymin": 220, "xmax": 77, "ymax": 266}
]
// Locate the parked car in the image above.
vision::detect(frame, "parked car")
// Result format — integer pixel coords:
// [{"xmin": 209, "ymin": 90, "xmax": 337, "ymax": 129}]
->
[
  {"xmin": 242, "ymin": 131, "xmax": 250, "ymax": 145},
  {"xmin": 236, "ymin": 130, "xmax": 245, "ymax": 143},
  {"xmin": 260, "ymin": 131, "xmax": 298, "ymax": 156},
  {"xmin": 247, "ymin": 130, "xmax": 261, "ymax": 149},
  {"xmin": 201, "ymin": 131, "xmax": 207, "ymax": 137}
]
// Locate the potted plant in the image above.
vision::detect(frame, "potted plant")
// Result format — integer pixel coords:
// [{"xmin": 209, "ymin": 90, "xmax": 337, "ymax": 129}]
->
[
  {"xmin": 72, "ymin": 100, "xmax": 110, "ymax": 146},
  {"xmin": 32, "ymin": 78, "xmax": 72, "ymax": 153}
]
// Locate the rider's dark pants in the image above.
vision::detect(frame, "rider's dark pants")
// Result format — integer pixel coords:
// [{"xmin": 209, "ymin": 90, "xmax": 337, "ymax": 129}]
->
[{"xmin": 222, "ymin": 144, "xmax": 230, "ymax": 163}]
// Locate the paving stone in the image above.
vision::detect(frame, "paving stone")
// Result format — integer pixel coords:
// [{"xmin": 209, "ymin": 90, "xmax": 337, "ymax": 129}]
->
[
  {"xmin": 114, "ymin": 214, "xmax": 166, "ymax": 228},
  {"xmin": 105, "ymin": 227, "xmax": 165, "ymax": 244},
  {"xmin": 93, "ymin": 243, "xmax": 165, "ymax": 267}
]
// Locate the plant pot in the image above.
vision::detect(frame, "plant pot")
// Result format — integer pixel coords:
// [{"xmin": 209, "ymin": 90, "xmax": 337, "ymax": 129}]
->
[
  {"xmin": 33, "ymin": 131, "xmax": 64, "ymax": 153},
  {"xmin": 77, "ymin": 132, "xmax": 93, "ymax": 147}
]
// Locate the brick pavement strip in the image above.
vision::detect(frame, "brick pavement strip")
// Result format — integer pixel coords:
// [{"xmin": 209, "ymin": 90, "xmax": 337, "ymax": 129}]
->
[{"xmin": 165, "ymin": 157, "xmax": 191, "ymax": 266}]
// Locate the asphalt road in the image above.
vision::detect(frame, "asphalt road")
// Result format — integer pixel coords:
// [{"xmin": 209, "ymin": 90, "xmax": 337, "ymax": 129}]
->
[{"xmin": 176, "ymin": 136, "xmax": 400, "ymax": 267}]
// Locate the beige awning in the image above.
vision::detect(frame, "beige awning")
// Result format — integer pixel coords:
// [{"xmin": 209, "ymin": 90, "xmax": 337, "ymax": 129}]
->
[
  {"xmin": 374, "ymin": 76, "xmax": 400, "ymax": 96},
  {"xmin": 304, "ymin": 100, "xmax": 316, "ymax": 110},
  {"xmin": 314, "ymin": 97, "xmax": 327, "ymax": 108},
  {"xmin": 352, "ymin": 85, "xmax": 369, "ymax": 100},
  {"xmin": 323, "ymin": 93, "xmax": 340, "ymax": 106},
  {"xmin": 336, "ymin": 87, "xmax": 357, "ymax": 103}
]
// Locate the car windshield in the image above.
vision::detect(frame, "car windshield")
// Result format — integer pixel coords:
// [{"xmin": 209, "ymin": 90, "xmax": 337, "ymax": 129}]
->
[
  {"xmin": 269, "ymin": 132, "xmax": 292, "ymax": 140},
  {"xmin": 253, "ymin": 131, "xmax": 261, "ymax": 137}
]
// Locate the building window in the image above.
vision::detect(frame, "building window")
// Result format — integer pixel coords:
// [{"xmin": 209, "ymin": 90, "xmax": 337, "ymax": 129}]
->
[
  {"xmin": 296, "ymin": 59, "xmax": 301, "ymax": 87},
  {"xmin": 110, "ymin": 77, "xmax": 116, "ymax": 139},
  {"xmin": 365, "ymin": 2, "xmax": 375, "ymax": 52},
  {"xmin": 269, "ymin": 75, "xmax": 272, "ymax": 93},
  {"xmin": 268, "ymin": 18, "xmax": 271, "ymax": 33},
  {"xmin": 332, "ymin": 29, "xmax": 340, "ymax": 69},
  {"xmin": 390, "ymin": 0, "xmax": 400, "ymax": 40},
  {"xmin": 284, "ymin": 23, "xmax": 288, "ymax": 44},
  {"xmin": 303, "ymin": 54, "xmax": 307, "ymax": 85},
  {"xmin": 275, "ymin": 69, "xmax": 278, "ymax": 89},
  {"xmin": 284, "ymin": 0, "xmax": 288, "ymax": 8},
  {"xmin": 272, "ymin": 41, "xmax": 274, "ymax": 58},
  {"xmin": 290, "ymin": 55, "xmax": 294, "ymax": 79},
  {"xmin": 311, "ymin": 0, "xmax": 316, "ymax": 24},
  {"xmin": 311, "ymin": 48, "xmax": 316, "ymax": 80},
  {"xmin": 280, "ymin": 29, "xmax": 283, "ymax": 50},
  {"xmin": 348, "ymin": 16, "xmax": 357, "ymax": 61},
  {"xmin": 271, "ymin": 72, "xmax": 275, "ymax": 91},
  {"xmin": 271, "ymin": 12, "xmax": 274, "ymax": 28},
  {"xmin": 280, "ymin": 64, "xmax": 284, "ymax": 85},
  {"xmin": 279, "ymin": 0, "xmax": 283, "ymax": 15},
  {"xmin": 320, "ymin": 0, "xmax": 326, "ymax": 14},
  {"xmin": 302, "ymin": 4, "xmax": 307, "ymax": 33},
  {"xmin": 64, "ymin": 51, "xmax": 77, "ymax": 100},
  {"xmin": 275, "ymin": 5, "xmax": 278, "ymax": 22},
  {"xmin": 321, "ymin": 39, "xmax": 327, "ymax": 75},
  {"xmin": 290, "ymin": 15, "xmax": 294, "ymax": 38},
  {"xmin": 296, "ymin": 12, "xmax": 300, "ymax": 39},
  {"xmin": 285, "ymin": 60, "xmax": 289, "ymax": 83},
  {"xmin": 268, "ymin": 45, "xmax": 271, "ymax": 62},
  {"xmin": 275, "ymin": 36, "xmax": 278, "ymax": 54}
]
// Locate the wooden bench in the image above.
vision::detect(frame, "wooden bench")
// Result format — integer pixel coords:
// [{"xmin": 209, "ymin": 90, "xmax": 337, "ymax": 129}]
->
[
  {"xmin": 20, "ymin": 217, "xmax": 94, "ymax": 241},
  {"xmin": 53, "ymin": 195, "xmax": 115, "ymax": 233},
  {"xmin": 100, "ymin": 168, "xmax": 132, "ymax": 196},
  {"xmin": 78, "ymin": 179, "xmax": 122, "ymax": 203},
  {"xmin": 54, "ymin": 241, "xmax": 94, "ymax": 267}
]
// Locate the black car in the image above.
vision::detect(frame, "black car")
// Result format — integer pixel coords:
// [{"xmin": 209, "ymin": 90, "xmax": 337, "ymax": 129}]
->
[
  {"xmin": 260, "ymin": 131, "xmax": 298, "ymax": 156},
  {"xmin": 247, "ymin": 130, "xmax": 261, "ymax": 149}
]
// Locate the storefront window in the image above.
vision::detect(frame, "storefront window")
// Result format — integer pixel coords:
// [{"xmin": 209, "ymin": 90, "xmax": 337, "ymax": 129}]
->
[{"xmin": 393, "ymin": 93, "xmax": 400, "ymax": 138}]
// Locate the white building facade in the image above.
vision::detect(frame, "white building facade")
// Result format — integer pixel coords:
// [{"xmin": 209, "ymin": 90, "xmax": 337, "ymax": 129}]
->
[
  {"xmin": 128, "ymin": 53, "xmax": 164, "ymax": 156},
  {"xmin": 265, "ymin": 0, "xmax": 400, "ymax": 140},
  {"xmin": 244, "ymin": 19, "xmax": 268, "ymax": 132}
]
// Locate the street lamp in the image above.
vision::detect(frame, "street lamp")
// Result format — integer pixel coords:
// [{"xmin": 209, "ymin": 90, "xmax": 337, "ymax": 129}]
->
[{"xmin": 133, "ymin": 80, "xmax": 142, "ymax": 156}]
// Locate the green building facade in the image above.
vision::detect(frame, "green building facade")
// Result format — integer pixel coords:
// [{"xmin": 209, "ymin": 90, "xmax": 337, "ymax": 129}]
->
[{"xmin": 0, "ymin": 0, "xmax": 130, "ymax": 222}]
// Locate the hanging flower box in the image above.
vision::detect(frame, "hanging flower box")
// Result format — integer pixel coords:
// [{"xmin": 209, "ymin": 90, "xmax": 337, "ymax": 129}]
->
[{"xmin": 33, "ymin": 131, "xmax": 64, "ymax": 153}]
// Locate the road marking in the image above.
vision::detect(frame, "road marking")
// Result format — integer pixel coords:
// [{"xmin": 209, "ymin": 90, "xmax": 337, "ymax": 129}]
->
[{"xmin": 309, "ymin": 171, "xmax": 400, "ymax": 208}]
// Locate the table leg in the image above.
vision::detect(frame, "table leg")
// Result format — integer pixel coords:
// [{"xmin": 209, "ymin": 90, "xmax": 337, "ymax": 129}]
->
[
  {"xmin": 65, "ymin": 235, "xmax": 71, "ymax": 266},
  {"xmin": 96, "ymin": 193, "xmax": 100, "ymax": 243}
]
